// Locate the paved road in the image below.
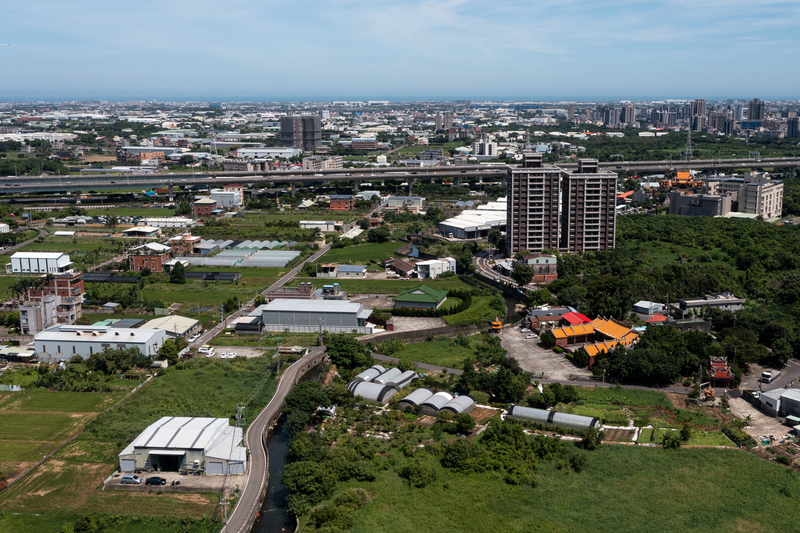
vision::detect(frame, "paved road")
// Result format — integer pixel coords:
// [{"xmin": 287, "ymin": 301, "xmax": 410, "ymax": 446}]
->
[
  {"xmin": 761, "ymin": 359, "xmax": 800, "ymax": 392},
  {"xmin": 473, "ymin": 249, "xmax": 538, "ymax": 293},
  {"xmin": 222, "ymin": 346, "xmax": 326, "ymax": 533},
  {"xmin": 192, "ymin": 244, "xmax": 332, "ymax": 349},
  {"xmin": 5, "ymin": 228, "xmax": 47, "ymax": 253}
]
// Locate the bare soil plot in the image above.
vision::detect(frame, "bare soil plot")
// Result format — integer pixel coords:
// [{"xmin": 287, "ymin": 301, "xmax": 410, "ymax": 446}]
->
[{"xmin": 604, "ymin": 428, "xmax": 636, "ymax": 442}]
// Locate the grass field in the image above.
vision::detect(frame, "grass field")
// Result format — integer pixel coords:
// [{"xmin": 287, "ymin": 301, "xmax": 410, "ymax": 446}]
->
[
  {"xmin": 314, "ymin": 444, "xmax": 800, "ymax": 533},
  {"xmin": 0, "ymin": 509, "xmax": 220, "ymax": 533},
  {"xmin": 443, "ymin": 296, "xmax": 505, "ymax": 326},
  {"xmin": 388, "ymin": 335, "xmax": 483, "ymax": 368},
  {"xmin": 320, "ymin": 241, "xmax": 405, "ymax": 264},
  {"xmin": 638, "ymin": 428, "xmax": 734, "ymax": 447},
  {"xmin": 3, "ymin": 389, "xmax": 121, "ymax": 413},
  {"xmin": 307, "ymin": 277, "xmax": 470, "ymax": 295},
  {"xmin": 0, "ymin": 411, "xmax": 89, "ymax": 442},
  {"xmin": 576, "ymin": 386, "xmax": 672, "ymax": 407}
]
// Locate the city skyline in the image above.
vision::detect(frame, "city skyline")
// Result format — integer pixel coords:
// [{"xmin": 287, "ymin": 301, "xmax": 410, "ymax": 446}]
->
[{"xmin": 1, "ymin": 0, "xmax": 800, "ymax": 101}]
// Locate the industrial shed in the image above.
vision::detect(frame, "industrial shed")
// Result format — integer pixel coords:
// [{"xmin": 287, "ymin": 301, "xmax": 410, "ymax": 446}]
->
[
  {"xmin": 507, "ymin": 405, "xmax": 600, "ymax": 431},
  {"xmin": 420, "ymin": 391, "xmax": 455, "ymax": 416},
  {"xmin": 353, "ymin": 365, "xmax": 386, "ymax": 382},
  {"xmin": 391, "ymin": 370, "xmax": 419, "ymax": 389},
  {"xmin": 372, "ymin": 367, "xmax": 402, "ymax": 385},
  {"xmin": 396, "ymin": 388, "xmax": 435, "ymax": 411},
  {"xmin": 346, "ymin": 380, "xmax": 398, "ymax": 404},
  {"xmin": 440, "ymin": 395, "xmax": 476, "ymax": 415},
  {"xmin": 118, "ymin": 417, "xmax": 246, "ymax": 475}
]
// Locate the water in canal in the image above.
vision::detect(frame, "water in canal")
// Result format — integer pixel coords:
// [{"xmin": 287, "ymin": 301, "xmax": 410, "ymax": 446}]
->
[{"xmin": 252, "ymin": 364, "xmax": 324, "ymax": 533}]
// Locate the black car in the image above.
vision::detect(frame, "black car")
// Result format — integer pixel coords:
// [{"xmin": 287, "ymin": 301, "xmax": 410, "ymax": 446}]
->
[{"xmin": 145, "ymin": 476, "xmax": 167, "ymax": 486}]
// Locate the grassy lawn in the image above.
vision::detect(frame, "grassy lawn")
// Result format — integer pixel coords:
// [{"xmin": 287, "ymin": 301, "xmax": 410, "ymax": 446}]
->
[
  {"xmin": 0, "ymin": 508, "xmax": 220, "ymax": 533},
  {"xmin": 388, "ymin": 335, "xmax": 482, "ymax": 369},
  {"xmin": 576, "ymin": 386, "xmax": 672, "ymax": 407},
  {"xmin": 212, "ymin": 331, "xmax": 320, "ymax": 347},
  {"xmin": 4, "ymin": 389, "xmax": 121, "ymax": 413},
  {"xmin": 240, "ymin": 210, "xmax": 371, "ymax": 225},
  {"xmin": 307, "ymin": 278, "xmax": 470, "ymax": 295},
  {"xmin": 17, "ymin": 236, "xmax": 125, "ymax": 253},
  {"xmin": 320, "ymin": 241, "xmax": 404, "ymax": 264},
  {"xmin": 0, "ymin": 440, "xmax": 55, "ymax": 462},
  {"xmin": 442, "ymin": 295, "xmax": 504, "ymax": 326},
  {"xmin": 316, "ymin": 445, "xmax": 799, "ymax": 533},
  {"xmin": 639, "ymin": 428, "xmax": 734, "ymax": 447}
]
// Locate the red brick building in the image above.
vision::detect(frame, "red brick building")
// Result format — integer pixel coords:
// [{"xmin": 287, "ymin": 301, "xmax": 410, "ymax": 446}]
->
[
  {"xmin": 129, "ymin": 243, "xmax": 171, "ymax": 273},
  {"xmin": 329, "ymin": 195, "xmax": 354, "ymax": 210},
  {"xmin": 193, "ymin": 197, "xmax": 217, "ymax": 217},
  {"xmin": 27, "ymin": 271, "xmax": 85, "ymax": 301},
  {"xmin": 169, "ymin": 233, "xmax": 201, "ymax": 255}
]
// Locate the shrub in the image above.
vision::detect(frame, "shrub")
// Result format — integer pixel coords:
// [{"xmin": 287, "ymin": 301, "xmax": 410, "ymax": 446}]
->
[{"xmin": 398, "ymin": 462, "xmax": 436, "ymax": 488}]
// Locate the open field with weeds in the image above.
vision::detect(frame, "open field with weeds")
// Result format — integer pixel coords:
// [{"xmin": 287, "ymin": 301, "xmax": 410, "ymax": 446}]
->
[
  {"xmin": 319, "ymin": 241, "xmax": 405, "ymax": 264},
  {"xmin": 385, "ymin": 335, "xmax": 483, "ymax": 369},
  {"xmin": 306, "ymin": 277, "xmax": 470, "ymax": 295},
  {"xmin": 638, "ymin": 428, "xmax": 734, "ymax": 447}
]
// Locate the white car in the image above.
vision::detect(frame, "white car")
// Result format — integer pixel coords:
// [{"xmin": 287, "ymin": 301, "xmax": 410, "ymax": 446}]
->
[
  {"xmin": 205, "ymin": 351, "xmax": 214, "ymax": 358},
  {"xmin": 229, "ymin": 352, "xmax": 237, "ymax": 358},
  {"xmin": 521, "ymin": 328, "xmax": 531, "ymax": 333},
  {"xmin": 525, "ymin": 334, "xmax": 538, "ymax": 339},
  {"xmin": 221, "ymin": 352, "xmax": 229, "ymax": 359}
]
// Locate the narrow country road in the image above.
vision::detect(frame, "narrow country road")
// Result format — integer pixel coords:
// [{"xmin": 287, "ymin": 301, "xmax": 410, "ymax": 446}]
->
[
  {"xmin": 221, "ymin": 346, "xmax": 327, "ymax": 533},
  {"xmin": 5, "ymin": 228, "xmax": 47, "ymax": 253}
]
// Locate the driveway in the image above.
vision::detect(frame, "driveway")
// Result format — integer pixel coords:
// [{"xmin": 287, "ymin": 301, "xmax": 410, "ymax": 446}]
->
[
  {"xmin": 728, "ymin": 397, "xmax": 794, "ymax": 443},
  {"xmin": 499, "ymin": 327, "xmax": 592, "ymax": 381}
]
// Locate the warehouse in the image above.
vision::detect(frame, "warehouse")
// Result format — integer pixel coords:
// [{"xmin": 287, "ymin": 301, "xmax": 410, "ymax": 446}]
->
[
  {"xmin": 440, "ymin": 395, "xmax": 476, "ymax": 415},
  {"xmin": 118, "ymin": 416, "xmax": 246, "ymax": 474},
  {"xmin": 372, "ymin": 367, "xmax": 402, "ymax": 385},
  {"xmin": 438, "ymin": 198, "xmax": 507, "ymax": 239},
  {"xmin": 34, "ymin": 324, "xmax": 167, "ymax": 361},
  {"xmin": 7, "ymin": 252, "xmax": 72, "ymax": 274},
  {"xmin": 396, "ymin": 388, "xmax": 435, "ymax": 412},
  {"xmin": 253, "ymin": 299, "xmax": 373, "ymax": 334},
  {"xmin": 394, "ymin": 285, "xmax": 448, "ymax": 310},
  {"xmin": 507, "ymin": 405, "xmax": 601, "ymax": 431},
  {"xmin": 353, "ymin": 365, "xmax": 386, "ymax": 382},
  {"xmin": 143, "ymin": 315, "xmax": 200, "ymax": 339}
]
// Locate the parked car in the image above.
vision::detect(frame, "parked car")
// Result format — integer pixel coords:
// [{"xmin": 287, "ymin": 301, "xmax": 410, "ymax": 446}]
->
[
  {"xmin": 525, "ymin": 334, "xmax": 538, "ymax": 339},
  {"xmin": 521, "ymin": 328, "xmax": 531, "ymax": 333},
  {"xmin": 145, "ymin": 476, "xmax": 166, "ymax": 486},
  {"xmin": 121, "ymin": 475, "xmax": 141, "ymax": 485},
  {"xmin": 228, "ymin": 352, "xmax": 237, "ymax": 358}
]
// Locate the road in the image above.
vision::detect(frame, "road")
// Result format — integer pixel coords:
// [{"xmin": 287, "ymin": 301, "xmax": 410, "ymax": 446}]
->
[
  {"xmin": 5, "ymin": 228, "xmax": 47, "ymax": 253},
  {"xmin": 192, "ymin": 244, "xmax": 332, "ymax": 349},
  {"xmin": 473, "ymin": 249, "xmax": 537, "ymax": 292},
  {"xmin": 222, "ymin": 346, "xmax": 327, "ymax": 533}
]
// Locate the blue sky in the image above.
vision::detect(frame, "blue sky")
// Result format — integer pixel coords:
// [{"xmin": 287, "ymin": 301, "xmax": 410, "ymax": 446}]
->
[{"xmin": 1, "ymin": 0, "xmax": 799, "ymax": 101}]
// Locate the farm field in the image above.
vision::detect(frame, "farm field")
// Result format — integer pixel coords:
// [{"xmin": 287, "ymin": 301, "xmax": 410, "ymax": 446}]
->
[
  {"xmin": 638, "ymin": 428, "xmax": 734, "ymax": 447},
  {"xmin": 320, "ymin": 241, "xmax": 404, "ymax": 264},
  {"xmin": 0, "ymin": 356, "xmax": 277, "ymax": 525},
  {"xmin": 443, "ymin": 295, "xmax": 506, "ymax": 326},
  {"xmin": 315, "ymin": 444, "xmax": 800, "ymax": 533},
  {"xmin": 306, "ymin": 277, "xmax": 470, "ymax": 295}
]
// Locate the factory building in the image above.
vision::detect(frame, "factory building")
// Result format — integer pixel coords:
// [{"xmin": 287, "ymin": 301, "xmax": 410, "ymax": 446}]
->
[
  {"xmin": 34, "ymin": 324, "xmax": 167, "ymax": 361},
  {"xmin": 251, "ymin": 299, "xmax": 373, "ymax": 334}
]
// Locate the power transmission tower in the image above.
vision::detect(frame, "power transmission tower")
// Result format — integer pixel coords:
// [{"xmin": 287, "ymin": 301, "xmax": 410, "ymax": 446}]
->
[{"xmin": 685, "ymin": 129, "xmax": 692, "ymax": 161}]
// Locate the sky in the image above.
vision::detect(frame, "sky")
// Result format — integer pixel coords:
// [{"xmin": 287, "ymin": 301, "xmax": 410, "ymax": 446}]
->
[{"xmin": 1, "ymin": 0, "xmax": 799, "ymax": 102}]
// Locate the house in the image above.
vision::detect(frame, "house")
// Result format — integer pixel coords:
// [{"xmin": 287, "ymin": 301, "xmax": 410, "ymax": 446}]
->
[
  {"xmin": 385, "ymin": 258, "xmax": 415, "ymax": 278},
  {"xmin": 330, "ymin": 195, "xmax": 354, "ymax": 210},
  {"xmin": 672, "ymin": 293, "xmax": 745, "ymax": 319},
  {"xmin": 522, "ymin": 253, "xmax": 557, "ymax": 283},
  {"xmin": 318, "ymin": 263, "xmax": 338, "ymax": 278},
  {"xmin": 265, "ymin": 282, "xmax": 317, "ymax": 301},
  {"xmin": 337, "ymin": 265, "xmax": 367, "ymax": 278},
  {"xmin": 394, "ymin": 285, "xmax": 448, "ymax": 310},
  {"xmin": 193, "ymin": 197, "xmax": 218, "ymax": 217},
  {"xmin": 129, "ymin": 243, "xmax": 171, "ymax": 273},
  {"xmin": 142, "ymin": 315, "xmax": 200, "ymax": 339},
  {"xmin": 560, "ymin": 312, "xmax": 592, "ymax": 326},
  {"xmin": 122, "ymin": 226, "xmax": 161, "ymax": 238},
  {"xmin": 169, "ymin": 233, "xmax": 201, "ymax": 255},
  {"xmin": 633, "ymin": 301, "xmax": 665, "ymax": 315},
  {"xmin": 415, "ymin": 258, "xmax": 456, "ymax": 279}
]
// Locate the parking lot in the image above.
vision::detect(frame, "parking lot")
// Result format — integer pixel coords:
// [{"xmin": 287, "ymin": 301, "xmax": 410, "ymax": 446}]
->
[
  {"xmin": 499, "ymin": 327, "xmax": 592, "ymax": 381},
  {"xmin": 728, "ymin": 396, "xmax": 794, "ymax": 443},
  {"xmin": 199, "ymin": 346, "xmax": 267, "ymax": 359},
  {"xmin": 107, "ymin": 471, "xmax": 244, "ymax": 496}
]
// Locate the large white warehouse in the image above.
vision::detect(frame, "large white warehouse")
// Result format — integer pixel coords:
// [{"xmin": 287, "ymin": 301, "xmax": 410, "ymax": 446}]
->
[
  {"xmin": 34, "ymin": 324, "xmax": 167, "ymax": 360},
  {"xmin": 8, "ymin": 252, "xmax": 73, "ymax": 274}
]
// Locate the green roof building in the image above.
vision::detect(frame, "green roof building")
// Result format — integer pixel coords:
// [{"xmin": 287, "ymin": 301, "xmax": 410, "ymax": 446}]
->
[{"xmin": 393, "ymin": 284, "xmax": 448, "ymax": 310}]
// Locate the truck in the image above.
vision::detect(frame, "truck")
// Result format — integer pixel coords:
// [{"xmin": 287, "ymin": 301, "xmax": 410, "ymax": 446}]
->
[{"xmin": 761, "ymin": 371, "xmax": 779, "ymax": 383}]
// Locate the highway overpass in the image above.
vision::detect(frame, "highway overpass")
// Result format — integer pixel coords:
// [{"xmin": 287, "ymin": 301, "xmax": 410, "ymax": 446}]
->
[{"xmin": 0, "ymin": 157, "xmax": 796, "ymax": 194}]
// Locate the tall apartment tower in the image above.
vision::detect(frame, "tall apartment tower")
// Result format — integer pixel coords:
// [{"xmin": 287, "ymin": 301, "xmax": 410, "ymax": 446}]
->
[
  {"xmin": 435, "ymin": 113, "xmax": 443, "ymax": 131},
  {"xmin": 691, "ymin": 99, "xmax": 707, "ymax": 117},
  {"xmin": 506, "ymin": 154, "xmax": 618, "ymax": 256},
  {"xmin": 443, "ymin": 113, "xmax": 453, "ymax": 129},
  {"xmin": 620, "ymin": 104, "xmax": 635, "ymax": 124},
  {"xmin": 748, "ymin": 98, "xmax": 765, "ymax": 122},
  {"xmin": 567, "ymin": 104, "xmax": 575, "ymax": 121},
  {"xmin": 788, "ymin": 117, "xmax": 800, "ymax": 139},
  {"xmin": 280, "ymin": 115, "xmax": 321, "ymax": 151}
]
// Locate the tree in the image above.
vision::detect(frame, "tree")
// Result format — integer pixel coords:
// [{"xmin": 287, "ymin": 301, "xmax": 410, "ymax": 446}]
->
[
  {"xmin": 169, "ymin": 261, "xmax": 186, "ymax": 284},
  {"xmin": 397, "ymin": 358, "xmax": 414, "ymax": 371},
  {"xmin": 366, "ymin": 225, "xmax": 391, "ymax": 243},
  {"xmin": 157, "ymin": 339, "xmax": 179, "ymax": 365},
  {"xmin": 105, "ymin": 215, "xmax": 118, "ymax": 227},
  {"xmin": 662, "ymin": 431, "xmax": 682, "ymax": 450},
  {"xmin": 511, "ymin": 262, "xmax": 534, "ymax": 287},
  {"xmin": 540, "ymin": 330, "xmax": 556, "ymax": 349},
  {"xmin": 254, "ymin": 294, "xmax": 266, "ymax": 306},
  {"xmin": 529, "ymin": 287, "xmax": 551, "ymax": 306},
  {"xmin": 579, "ymin": 427, "xmax": 605, "ymax": 450},
  {"xmin": 325, "ymin": 333, "xmax": 373, "ymax": 370},
  {"xmin": 282, "ymin": 461, "xmax": 337, "ymax": 515},
  {"xmin": 680, "ymin": 423, "xmax": 692, "ymax": 442}
]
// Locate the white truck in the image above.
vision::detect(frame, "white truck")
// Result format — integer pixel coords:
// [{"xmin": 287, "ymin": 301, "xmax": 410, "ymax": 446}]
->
[{"xmin": 760, "ymin": 370, "xmax": 779, "ymax": 383}]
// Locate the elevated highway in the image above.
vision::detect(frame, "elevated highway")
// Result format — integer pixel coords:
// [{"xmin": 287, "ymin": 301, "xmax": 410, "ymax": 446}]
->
[{"xmin": 0, "ymin": 157, "xmax": 796, "ymax": 194}]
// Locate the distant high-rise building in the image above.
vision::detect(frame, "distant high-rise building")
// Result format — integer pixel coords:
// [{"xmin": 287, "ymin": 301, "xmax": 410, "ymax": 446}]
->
[
  {"xmin": 585, "ymin": 109, "xmax": 593, "ymax": 121},
  {"xmin": 722, "ymin": 117, "xmax": 736, "ymax": 136},
  {"xmin": 506, "ymin": 153, "xmax": 618, "ymax": 256},
  {"xmin": 443, "ymin": 113, "xmax": 453, "ymax": 129},
  {"xmin": 691, "ymin": 99, "xmax": 707, "ymax": 117},
  {"xmin": 748, "ymin": 98, "xmax": 765, "ymax": 122},
  {"xmin": 435, "ymin": 113, "xmax": 443, "ymax": 131},
  {"xmin": 620, "ymin": 104, "xmax": 636, "ymax": 124},
  {"xmin": 603, "ymin": 106, "xmax": 621, "ymax": 127},
  {"xmin": 732, "ymin": 104, "xmax": 744, "ymax": 121},
  {"xmin": 567, "ymin": 104, "xmax": 575, "ymax": 121},
  {"xmin": 280, "ymin": 115, "xmax": 321, "ymax": 151},
  {"xmin": 788, "ymin": 117, "xmax": 800, "ymax": 139}
]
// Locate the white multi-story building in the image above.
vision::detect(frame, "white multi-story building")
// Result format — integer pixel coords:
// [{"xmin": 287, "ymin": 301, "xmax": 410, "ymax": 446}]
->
[
  {"xmin": 302, "ymin": 156, "xmax": 343, "ymax": 171},
  {"xmin": 415, "ymin": 258, "xmax": 456, "ymax": 279},
  {"xmin": 209, "ymin": 189, "xmax": 242, "ymax": 209},
  {"xmin": 142, "ymin": 217, "xmax": 195, "ymax": 229},
  {"xmin": 34, "ymin": 325, "xmax": 167, "ymax": 361},
  {"xmin": 472, "ymin": 136, "xmax": 497, "ymax": 160}
]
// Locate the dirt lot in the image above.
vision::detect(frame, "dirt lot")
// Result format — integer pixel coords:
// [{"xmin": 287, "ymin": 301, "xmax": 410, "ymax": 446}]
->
[
  {"xmin": 499, "ymin": 327, "xmax": 591, "ymax": 381},
  {"xmin": 728, "ymin": 397, "xmax": 794, "ymax": 443},
  {"xmin": 349, "ymin": 294, "xmax": 394, "ymax": 309},
  {"xmin": 106, "ymin": 471, "xmax": 244, "ymax": 496},
  {"xmin": 604, "ymin": 428, "xmax": 635, "ymax": 442},
  {"xmin": 207, "ymin": 347, "xmax": 266, "ymax": 359}
]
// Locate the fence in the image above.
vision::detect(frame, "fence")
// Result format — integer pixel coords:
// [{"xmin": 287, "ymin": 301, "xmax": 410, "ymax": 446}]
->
[
  {"xmin": 472, "ymin": 272, "xmax": 530, "ymax": 305},
  {"xmin": 358, "ymin": 323, "xmax": 478, "ymax": 343}
]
